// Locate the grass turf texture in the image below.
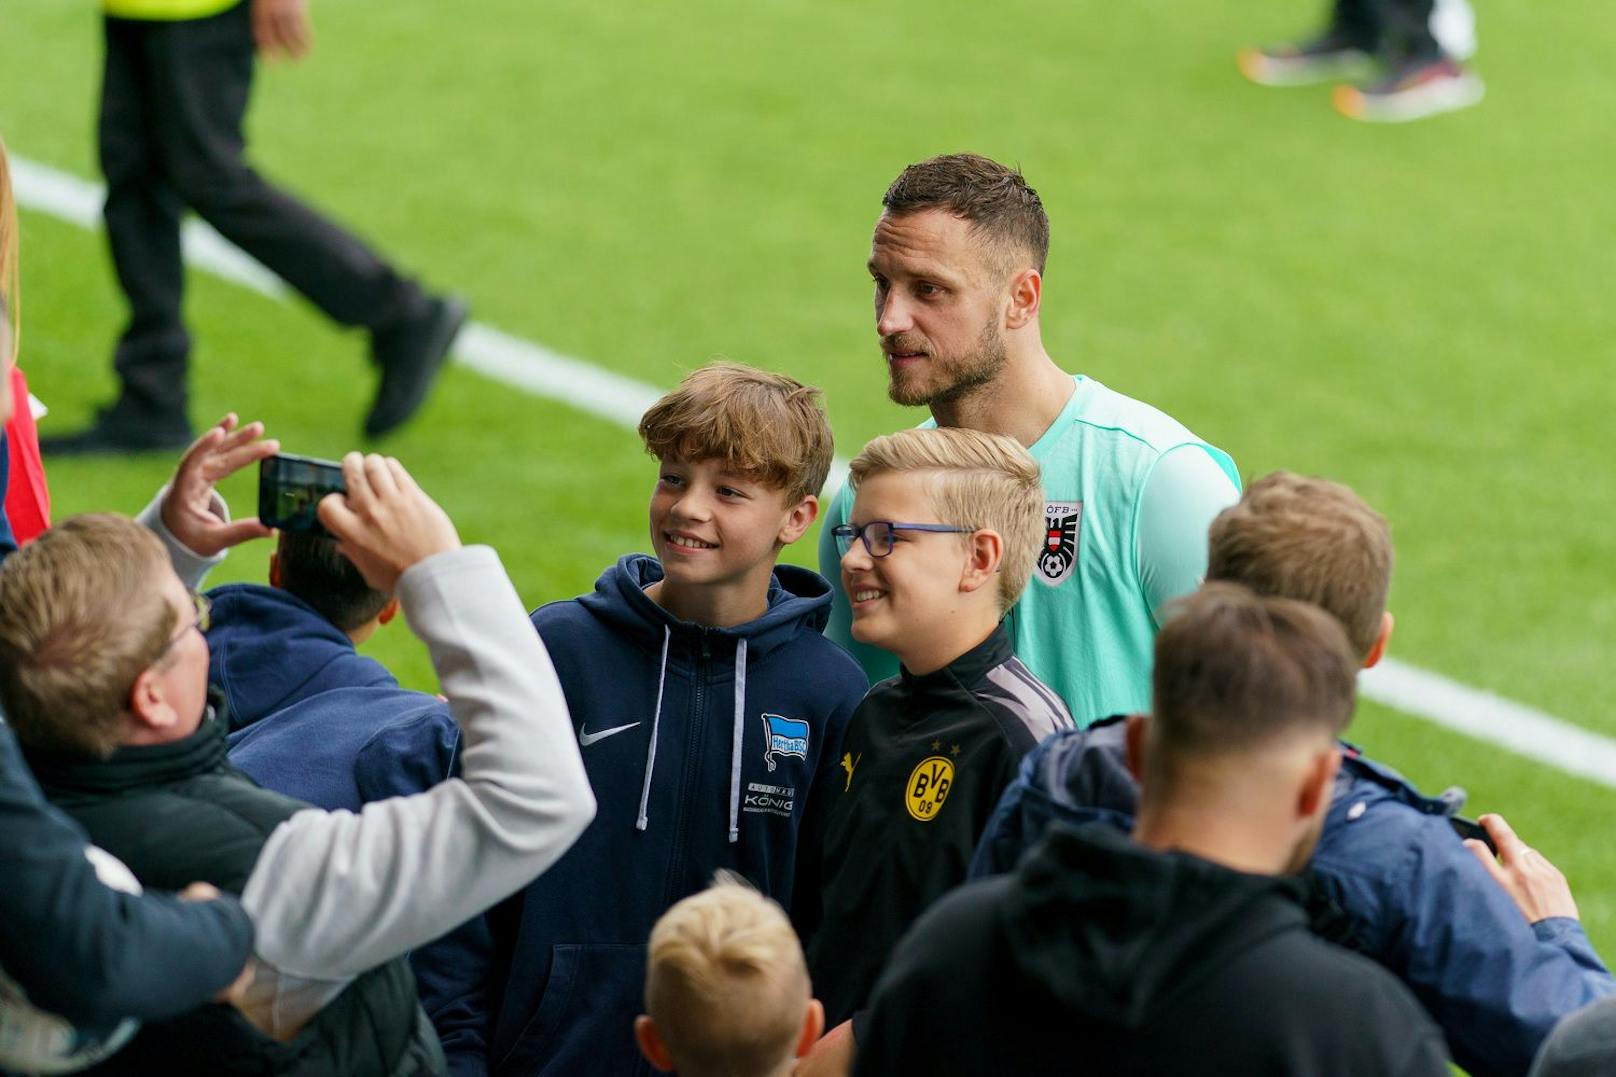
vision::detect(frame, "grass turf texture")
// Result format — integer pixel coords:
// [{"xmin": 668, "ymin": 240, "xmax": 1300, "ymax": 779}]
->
[{"xmin": 2, "ymin": 0, "xmax": 1613, "ymax": 983}]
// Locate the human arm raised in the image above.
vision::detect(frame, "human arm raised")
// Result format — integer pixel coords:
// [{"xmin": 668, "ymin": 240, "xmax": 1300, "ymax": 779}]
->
[
  {"xmin": 240, "ymin": 454, "xmax": 594, "ymax": 979},
  {"xmin": 135, "ymin": 413, "xmax": 278, "ymax": 589}
]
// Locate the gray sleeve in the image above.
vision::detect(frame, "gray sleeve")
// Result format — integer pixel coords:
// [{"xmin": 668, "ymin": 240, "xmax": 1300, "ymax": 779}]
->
[
  {"xmin": 134, "ymin": 485, "xmax": 228, "ymax": 591},
  {"xmin": 240, "ymin": 545, "xmax": 595, "ymax": 979},
  {"xmin": 1530, "ymin": 998, "xmax": 1616, "ymax": 1077},
  {"xmin": 1134, "ymin": 445, "xmax": 1240, "ymax": 626}
]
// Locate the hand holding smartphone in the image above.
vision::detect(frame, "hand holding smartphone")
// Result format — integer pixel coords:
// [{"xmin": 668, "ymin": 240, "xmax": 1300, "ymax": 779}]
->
[{"xmin": 258, "ymin": 453, "xmax": 346, "ymax": 536}]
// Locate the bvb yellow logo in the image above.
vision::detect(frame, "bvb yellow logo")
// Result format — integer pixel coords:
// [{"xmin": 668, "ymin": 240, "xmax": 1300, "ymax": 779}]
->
[{"xmin": 905, "ymin": 756, "xmax": 954, "ymax": 822}]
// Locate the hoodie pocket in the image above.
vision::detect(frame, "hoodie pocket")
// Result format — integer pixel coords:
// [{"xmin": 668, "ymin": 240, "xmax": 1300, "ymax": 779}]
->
[{"xmin": 501, "ymin": 943, "xmax": 647, "ymax": 1077}]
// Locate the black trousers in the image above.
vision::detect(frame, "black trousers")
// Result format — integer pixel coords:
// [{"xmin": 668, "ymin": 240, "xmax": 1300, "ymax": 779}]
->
[
  {"xmin": 1327, "ymin": 0, "xmax": 1450, "ymax": 61},
  {"xmin": 99, "ymin": 1, "xmax": 424, "ymax": 419}
]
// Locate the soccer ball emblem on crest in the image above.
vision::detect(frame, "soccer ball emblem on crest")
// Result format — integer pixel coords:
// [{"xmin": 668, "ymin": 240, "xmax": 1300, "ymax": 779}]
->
[{"xmin": 1036, "ymin": 501, "xmax": 1082, "ymax": 586}]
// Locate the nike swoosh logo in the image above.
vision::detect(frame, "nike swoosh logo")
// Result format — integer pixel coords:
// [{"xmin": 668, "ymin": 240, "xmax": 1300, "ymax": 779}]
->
[{"xmin": 579, "ymin": 721, "xmax": 641, "ymax": 747}]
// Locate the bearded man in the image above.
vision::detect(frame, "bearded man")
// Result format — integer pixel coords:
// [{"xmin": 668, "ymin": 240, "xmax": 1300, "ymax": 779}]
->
[{"xmin": 819, "ymin": 153, "xmax": 1241, "ymax": 726}]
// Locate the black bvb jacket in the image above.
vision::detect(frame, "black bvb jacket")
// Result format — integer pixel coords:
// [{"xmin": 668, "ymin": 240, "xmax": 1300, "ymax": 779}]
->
[
  {"xmin": 24, "ymin": 705, "xmax": 443, "ymax": 1076},
  {"xmin": 805, "ymin": 624, "xmax": 1072, "ymax": 1027},
  {"xmin": 857, "ymin": 822, "xmax": 1451, "ymax": 1077}
]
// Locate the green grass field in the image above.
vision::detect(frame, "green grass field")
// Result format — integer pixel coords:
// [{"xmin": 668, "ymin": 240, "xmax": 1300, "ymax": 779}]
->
[{"xmin": 3, "ymin": 0, "xmax": 1614, "ymax": 998}]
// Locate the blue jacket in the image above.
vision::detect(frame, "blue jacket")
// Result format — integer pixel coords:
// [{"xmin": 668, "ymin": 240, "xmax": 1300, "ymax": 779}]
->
[
  {"xmin": 436, "ymin": 555, "xmax": 866, "ymax": 1077},
  {"xmin": 971, "ymin": 718, "xmax": 1616, "ymax": 1077},
  {"xmin": 205, "ymin": 583, "xmax": 460, "ymax": 813}
]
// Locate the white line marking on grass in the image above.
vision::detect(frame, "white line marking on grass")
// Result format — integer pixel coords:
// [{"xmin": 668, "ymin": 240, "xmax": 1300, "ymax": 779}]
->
[
  {"xmin": 1361, "ymin": 659, "xmax": 1616, "ymax": 789},
  {"xmin": 14, "ymin": 154, "xmax": 1615, "ymax": 788}
]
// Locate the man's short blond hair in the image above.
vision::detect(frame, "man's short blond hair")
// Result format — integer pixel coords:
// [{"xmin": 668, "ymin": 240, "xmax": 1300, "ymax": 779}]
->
[
  {"xmin": 1207, "ymin": 471, "xmax": 1393, "ymax": 661},
  {"xmin": 0, "ymin": 514, "xmax": 176, "ymax": 759},
  {"xmin": 848, "ymin": 427, "xmax": 1044, "ymax": 613},
  {"xmin": 645, "ymin": 874, "xmax": 809, "ymax": 1077},
  {"xmin": 638, "ymin": 363, "xmax": 834, "ymax": 505}
]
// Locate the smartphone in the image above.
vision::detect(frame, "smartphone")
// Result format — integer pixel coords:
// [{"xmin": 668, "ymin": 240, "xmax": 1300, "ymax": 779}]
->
[
  {"xmin": 258, "ymin": 453, "xmax": 346, "ymax": 536},
  {"xmin": 1449, "ymin": 814, "xmax": 1498, "ymax": 855}
]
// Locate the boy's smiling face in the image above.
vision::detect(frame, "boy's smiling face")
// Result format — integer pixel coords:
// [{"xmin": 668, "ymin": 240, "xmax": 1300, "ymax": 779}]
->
[
  {"xmin": 649, "ymin": 455, "xmax": 809, "ymax": 601},
  {"xmin": 841, "ymin": 470, "xmax": 975, "ymax": 659}
]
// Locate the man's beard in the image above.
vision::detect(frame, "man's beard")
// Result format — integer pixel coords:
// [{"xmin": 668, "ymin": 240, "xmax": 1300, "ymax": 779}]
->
[{"xmin": 885, "ymin": 318, "xmax": 1008, "ymax": 408}]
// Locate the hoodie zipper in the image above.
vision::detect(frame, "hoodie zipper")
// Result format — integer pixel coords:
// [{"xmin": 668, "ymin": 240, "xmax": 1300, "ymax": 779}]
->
[{"xmin": 661, "ymin": 630, "xmax": 711, "ymax": 911}]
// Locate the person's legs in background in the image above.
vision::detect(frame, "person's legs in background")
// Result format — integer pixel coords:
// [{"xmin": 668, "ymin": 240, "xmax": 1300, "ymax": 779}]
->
[
  {"xmin": 1237, "ymin": 0, "xmax": 1483, "ymax": 123},
  {"xmin": 49, "ymin": 14, "xmax": 198, "ymax": 453},
  {"xmin": 1333, "ymin": 0, "xmax": 1483, "ymax": 122},
  {"xmin": 46, "ymin": 2, "xmax": 465, "ymax": 456}
]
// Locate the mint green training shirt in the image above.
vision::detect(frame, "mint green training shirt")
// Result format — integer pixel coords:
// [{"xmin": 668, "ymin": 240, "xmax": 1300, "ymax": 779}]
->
[{"xmin": 820, "ymin": 374, "xmax": 1240, "ymax": 726}]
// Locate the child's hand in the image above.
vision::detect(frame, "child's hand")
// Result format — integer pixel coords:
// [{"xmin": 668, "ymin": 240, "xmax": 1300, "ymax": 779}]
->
[
  {"xmin": 1463, "ymin": 813, "xmax": 1579, "ymax": 923},
  {"xmin": 318, "ymin": 453, "xmax": 460, "ymax": 593}
]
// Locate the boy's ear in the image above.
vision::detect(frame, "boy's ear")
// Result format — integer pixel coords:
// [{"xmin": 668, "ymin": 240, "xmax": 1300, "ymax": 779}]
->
[
  {"xmin": 1363, "ymin": 611, "xmax": 1394, "ymax": 670},
  {"xmin": 127, "ymin": 667, "xmax": 178, "ymax": 735},
  {"xmin": 776, "ymin": 494, "xmax": 819, "ymax": 547},
  {"xmin": 958, "ymin": 528, "xmax": 1004, "ymax": 595},
  {"xmin": 1124, "ymin": 713, "xmax": 1150, "ymax": 783},
  {"xmin": 1296, "ymin": 745, "xmax": 1342, "ymax": 822},
  {"xmin": 634, "ymin": 1015, "xmax": 675, "ymax": 1073},
  {"xmin": 268, "ymin": 551, "xmax": 281, "ymax": 590},
  {"xmin": 796, "ymin": 999, "xmax": 826, "ymax": 1058},
  {"xmin": 378, "ymin": 597, "xmax": 400, "ymax": 626}
]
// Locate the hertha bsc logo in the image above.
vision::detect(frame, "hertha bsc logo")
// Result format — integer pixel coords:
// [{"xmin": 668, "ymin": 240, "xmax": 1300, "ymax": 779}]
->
[{"xmin": 1036, "ymin": 501, "xmax": 1081, "ymax": 586}]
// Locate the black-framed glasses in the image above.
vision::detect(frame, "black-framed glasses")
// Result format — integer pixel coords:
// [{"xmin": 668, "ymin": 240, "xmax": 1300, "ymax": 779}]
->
[
  {"xmin": 155, "ymin": 592, "xmax": 212, "ymax": 663},
  {"xmin": 832, "ymin": 521, "xmax": 976, "ymax": 558}
]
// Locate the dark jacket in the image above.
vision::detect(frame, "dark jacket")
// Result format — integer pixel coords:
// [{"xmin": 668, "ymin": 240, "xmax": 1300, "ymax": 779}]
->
[
  {"xmin": 806, "ymin": 625, "xmax": 1073, "ymax": 1028},
  {"xmin": 207, "ymin": 582, "xmax": 459, "ymax": 813},
  {"xmin": 24, "ymin": 709, "xmax": 443, "ymax": 1076},
  {"xmin": 1530, "ymin": 996, "xmax": 1616, "ymax": 1077},
  {"xmin": 971, "ymin": 718, "xmax": 1616, "ymax": 1077},
  {"xmin": 438, "ymin": 555, "xmax": 865, "ymax": 1077},
  {"xmin": 859, "ymin": 822, "xmax": 1450, "ymax": 1077},
  {"xmin": 0, "ymin": 720, "xmax": 253, "ymax": 1029}
]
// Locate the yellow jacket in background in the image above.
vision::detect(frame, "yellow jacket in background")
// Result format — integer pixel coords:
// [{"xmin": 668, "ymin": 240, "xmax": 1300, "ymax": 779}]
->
[{"xmin": 103, "ymin": 0, "xmax": 238, "ymax": 20}]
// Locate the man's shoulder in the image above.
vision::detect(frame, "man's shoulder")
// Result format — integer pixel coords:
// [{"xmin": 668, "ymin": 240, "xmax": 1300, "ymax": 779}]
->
[{"xmin": 1066, "ymin": 376, "xmax": 1223, "ymax": 455}]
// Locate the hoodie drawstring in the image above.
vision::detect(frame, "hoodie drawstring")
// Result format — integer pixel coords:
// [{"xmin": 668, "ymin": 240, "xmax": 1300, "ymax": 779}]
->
[
  {"xmin": 728, "ymin": 639, "xmax": 748, "ymax": 844},
  {"xmin": 636, "ymin": 626, "xmax": 672, "ymax": 832}
]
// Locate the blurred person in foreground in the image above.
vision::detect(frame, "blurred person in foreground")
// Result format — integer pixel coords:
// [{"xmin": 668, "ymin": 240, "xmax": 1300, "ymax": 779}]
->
[
  {"xmin": 0, "ymin": 135, "xmax": 264, "ymax": 1073},
  {"xmin": 821, "ymin": 153, "xmax": 1240, "ymax": 727},
  {"xmin": 0, "ymin": 133, "xmax": 49, "ymax": 549},
  {"xmin": 972, "ymin": 471, "xmax": 1614, "ymax": 1077},
  {"xmin": 855, "ymin": 584, "xmax": 1450, "ymax": 1076},
  {"xmin": 0, "ymin": 298, "xmax": 257, "ymax": 1074},
  {"xmin": 1238, "ymin": 0, "xmax": 1483, "ymax": 122},
  {"xmin": 42, "ymin": 0, "xmax": 465, "ymax": 456},
  {"xmin": 634, "ymin": 875, "xmax": 822, "ymax": 1077},
  {"xmin": 0, "ymin": 453, "xmax": 595, "ymax": 1073}
]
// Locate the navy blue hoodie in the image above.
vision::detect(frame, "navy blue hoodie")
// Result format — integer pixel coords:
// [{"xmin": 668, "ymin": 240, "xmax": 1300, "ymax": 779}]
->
[
  {"xmin": 435, "ymin": 555, "xmax": 865, "ymax": 1077},
  {"xmin": 205, "ymin": 583, "xmax": 459, "ymax": 812}
]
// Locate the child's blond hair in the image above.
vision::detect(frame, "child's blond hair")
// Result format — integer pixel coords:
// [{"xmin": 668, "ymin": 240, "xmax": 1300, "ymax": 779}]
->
[
  {"xmin": 638, "ymin": 363, "xmax": 834, "ymax": 505},
  {"xmin": 645, "ymin": 873, "xmax": 809, "ymax": 1077},
  {"xmin": 848, "ymin": 427, "xmax": 1044, "ymax": 613}
]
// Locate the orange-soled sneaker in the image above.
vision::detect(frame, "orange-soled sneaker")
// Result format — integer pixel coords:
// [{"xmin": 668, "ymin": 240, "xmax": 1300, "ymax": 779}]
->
[
  {"xmin": 1334, "ymin": 58, "xmax": 1484, "ymax": 122},
  {"xmin": 1237, "ymin": 31, "xmax": 1375, "ymax": 87}
]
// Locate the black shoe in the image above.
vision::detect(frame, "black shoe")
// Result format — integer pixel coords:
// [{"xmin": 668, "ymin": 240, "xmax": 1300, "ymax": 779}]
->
[
  {"xmin": 365, "ymin": 295, "xmax": 468, "ymax": 439},
  {"xmin": 38, "ymin": 404, "xmax": 194, "ymax": 457}
]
